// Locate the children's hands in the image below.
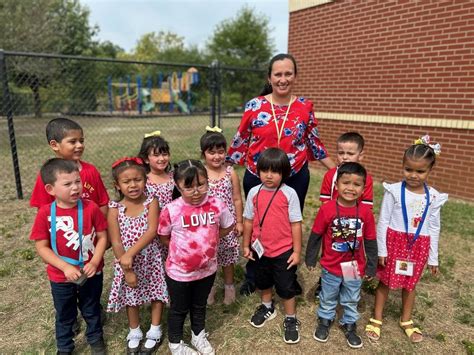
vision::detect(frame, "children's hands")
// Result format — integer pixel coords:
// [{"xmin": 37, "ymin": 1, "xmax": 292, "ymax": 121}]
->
[
  {"xmin": 235, "ymin": 222, "xmax": 244, "ymax": 236},
  {"xmin": 243, "ymin": 246, "xmax": 255, "ymax": 261},
  {"xmin": 83, "ymin": 261, "xmax": 98, "ymax": 278},
  {"xmin": 124, "ymin": 270, "xmax": 138, "ymax": 288},
  {"xmin": 428, "ymin": 264, "xmax": 439, "ymax": 276},
  {"xmin": 287, "ymin": 252, "xmax": 300, "ymax": 269},
  {"xmin": 378, "ymin": 257, "xmax": 386, "ymax": 267},
  {"xmin": 120, "ymin": 253, "xmax": 134, "ymax": 271},
  {"xmin": 63, "ymin": 264, "xmax": 82, "ymax": 282}
]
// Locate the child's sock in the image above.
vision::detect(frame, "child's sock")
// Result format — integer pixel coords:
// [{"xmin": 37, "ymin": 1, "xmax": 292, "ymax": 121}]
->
[
  {"xmin": 127, "ymin": 326, "xmax": 142, "ymax": 349},
  {"xmin": 285, "ymin": 314, "xmax": 296, "ymax": 319},
  {"xmin": 144, "ymin": 324, "xmax": 162, "ymax": 349},
  {"xmin": 262, "ymin": 301, "xmax": 272, "ymax": 309}
]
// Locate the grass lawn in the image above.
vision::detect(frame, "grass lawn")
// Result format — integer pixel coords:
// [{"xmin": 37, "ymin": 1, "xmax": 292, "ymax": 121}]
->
[{"xmin": 0, "ymin": 115, "xmax": 472, "ymax": 353}]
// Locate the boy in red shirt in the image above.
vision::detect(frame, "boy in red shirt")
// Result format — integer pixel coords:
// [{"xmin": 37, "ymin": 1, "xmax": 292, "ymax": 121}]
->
[
  {"xmin": 30, "ymin": 117, "xmax": 109, "ymax": 215},
  {"xmin": 30, "ymin": 158, "xmax": 108, "ymax": 354},
  {"xmin": 306, "ymin": 162, "xmax": 377, "ymax": 349}
]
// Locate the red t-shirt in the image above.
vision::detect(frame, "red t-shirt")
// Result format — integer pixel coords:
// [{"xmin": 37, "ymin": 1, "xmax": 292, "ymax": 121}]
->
[
  {"xmin": 319, "ymin": 166, "xmax": 373, "ymax": 208},
  {"xmin": 30, "ymin": 160, "xmax": 109, "ymax": 208},
  {"xmin": 29, "ymin": 199, "xmax": 108, "ymax": 282},
  {"xmin": 311, "ymin": 200, "xmax": 376, "ymax": 277}
]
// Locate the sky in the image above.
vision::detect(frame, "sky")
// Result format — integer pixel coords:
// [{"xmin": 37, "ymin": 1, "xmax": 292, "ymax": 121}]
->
[{"xmin": 81, "ymin": 0, "xmax": 289, "ymax": 54}]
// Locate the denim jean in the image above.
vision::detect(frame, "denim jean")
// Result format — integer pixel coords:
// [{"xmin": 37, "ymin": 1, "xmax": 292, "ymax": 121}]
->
[
  {"xmin": 166, "ymin": 273, "xmax": 215, "ymax": 344},
  {"xmin": 317, "ymin": 268, "xmax": 362, "ymax": 325},
  {"xmin": 50, "ymin": 273, "xmax": 103, "ymax": 352}
]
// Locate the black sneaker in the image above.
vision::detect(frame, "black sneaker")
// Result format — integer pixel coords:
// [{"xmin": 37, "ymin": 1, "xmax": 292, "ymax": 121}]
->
[
  {"xmin": 90, "ymin": 338, "xmax": 107, "ymax": 355},
  {"xmin": 239, "ymin": 280, "xmax": 256, "ymax": 296},
  {"xmin": 283, "ymin": 317, "xmax": 301, "ymax": 344},
  {"xmin": 250, "ymin": 303, "xmax": 277, "ymax": 328},
  {"xmin": 341, "ymin": 323, "xmax": 363, "ymax": 349},
  {"xmin": 314, "ymin": 278, "xmax": 322, "ymax": 300},
  {"xmin": 314, "ymin": 317, "xmax": 333, "ymax": 342}
]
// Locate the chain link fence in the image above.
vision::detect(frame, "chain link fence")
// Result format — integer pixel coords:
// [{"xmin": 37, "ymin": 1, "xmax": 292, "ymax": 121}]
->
[{"xmin": 0, "ymin": 51, "xmax": 265, "ymax": 201}]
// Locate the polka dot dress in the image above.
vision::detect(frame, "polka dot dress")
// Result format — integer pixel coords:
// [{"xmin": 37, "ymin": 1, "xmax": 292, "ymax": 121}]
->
[
  {"xmin": 107, "ymin": 196, "xmax": 168, "ymax": 312},
  {"xmin": 208, "ymin": 166, "xmax": 239, "ymax": 267}
]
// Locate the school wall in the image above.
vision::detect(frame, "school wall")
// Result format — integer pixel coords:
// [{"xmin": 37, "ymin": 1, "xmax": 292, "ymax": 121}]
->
[{"xmin": 288, "ymin": 0, "xmax": 474, "ymax": 201}]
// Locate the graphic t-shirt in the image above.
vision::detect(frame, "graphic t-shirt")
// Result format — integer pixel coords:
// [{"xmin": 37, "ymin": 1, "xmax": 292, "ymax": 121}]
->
[
  {"xmin": 30, "ymin": 160, "xmax": 109, "ymax": 208},
  {"xmin": 311, "ymin": 200, "xmax": 376, "ymax": 277},
  {"xmin": 157, "ymin": 195, "xmax": 234, "ymax": 282},
  {"xmin": 30, "ymin": 199, "xmax": 108, "ymax": 282}
]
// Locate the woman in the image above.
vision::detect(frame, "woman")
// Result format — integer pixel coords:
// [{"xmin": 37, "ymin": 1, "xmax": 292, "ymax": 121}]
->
[{"xmin": 227, "ymin": 53, "xmax": 335, "ymax": 294}]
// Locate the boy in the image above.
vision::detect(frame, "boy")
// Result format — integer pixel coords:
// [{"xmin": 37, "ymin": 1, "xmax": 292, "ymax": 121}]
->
[
  {"xmin": 30, "ymin": 117, "xmax": 109, "ymax": 216},
  {"xmin": 242, "ymin": 148, "xmax": 303, "ymax": 344},
  {"xmin": 314, "ymin": 132, "xmax": 373, "ymax": 299},
  {"xmin": 30, "ymin": 158, "xmax": 108, "ymax": 354},
  {"xmin": 305, "ymin": 162, "xmax": 377, "ymax": 349}
]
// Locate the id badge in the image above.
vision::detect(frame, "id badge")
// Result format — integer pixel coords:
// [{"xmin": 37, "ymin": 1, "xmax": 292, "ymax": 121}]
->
[
  {"xmin": 395, "ymin": 259, "xmax": 415, "ymax": 276},
  {"xmin": 340, "ymin": 261, "xmax": 361, "ymax": 281},
  {"xmin": 251, "ymin": 238, "xmax": 264, "ymax": 259},
  {"xmin": 69, "ymin": 269, "xmax": 88, "ymax": 286}
]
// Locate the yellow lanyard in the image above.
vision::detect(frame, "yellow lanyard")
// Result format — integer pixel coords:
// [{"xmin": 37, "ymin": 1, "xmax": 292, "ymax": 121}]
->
[{"xmin": 270, "ymin": 95, "xmax": 294, "ymax": 147}]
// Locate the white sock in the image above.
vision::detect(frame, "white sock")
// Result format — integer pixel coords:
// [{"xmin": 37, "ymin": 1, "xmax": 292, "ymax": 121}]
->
[
  {"xmin": 285, "ymin": 314, "xmax": 296, "ymax": 319},
  {"xmin": 262, "ymin": 301, "xmax": 272, "ymax": 309},
  {"xmin": 144, "ymin": 324, "xmax": 162, "ymax": 349},
  {"xmin": 127, "ymin": 326, "xmax": 142, "ymax": 348}
]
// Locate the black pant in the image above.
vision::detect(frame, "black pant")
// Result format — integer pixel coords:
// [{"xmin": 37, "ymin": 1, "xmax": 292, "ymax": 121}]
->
[
  {"xmin": 243, "ymin": 163, "xmax": 310, "ymax": 283},
  {"xmin": 166, "ymin": 273, "xmax": 216, "ymax": 343},
  {"xmin": 50, "ymin": 273, "xmax": 103, "ymax": 352}
]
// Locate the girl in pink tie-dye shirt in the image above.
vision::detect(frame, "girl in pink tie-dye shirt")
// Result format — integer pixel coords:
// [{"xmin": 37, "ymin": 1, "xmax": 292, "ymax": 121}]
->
[{"xmin": 158, "ymin": 160, "xmax": 234, "ymax": 355}]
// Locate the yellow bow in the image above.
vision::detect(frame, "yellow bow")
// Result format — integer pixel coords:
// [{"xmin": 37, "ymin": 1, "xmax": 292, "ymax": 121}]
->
[
  {"xmin": 144, "ymin": 130, "xmax": 161, "ymax": 138},
  {"xmin": 206, "ymin": 125, "xmax": 222, "ymax": 133}
]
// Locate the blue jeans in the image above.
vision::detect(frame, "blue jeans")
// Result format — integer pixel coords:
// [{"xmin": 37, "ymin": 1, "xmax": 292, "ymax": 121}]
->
[
  {"xmin": 50, "ymin": 273, "xmax": 103, "ymax": 352},
  {"xmin": 317, "ymin": 268, "xmax": 362, "ymax": 325}
]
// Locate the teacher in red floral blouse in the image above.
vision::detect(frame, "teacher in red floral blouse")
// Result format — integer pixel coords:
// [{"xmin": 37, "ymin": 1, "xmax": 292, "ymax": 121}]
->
[{"xmin": 227, "ymin": 53, "xmax": 335, "ymax": 210}]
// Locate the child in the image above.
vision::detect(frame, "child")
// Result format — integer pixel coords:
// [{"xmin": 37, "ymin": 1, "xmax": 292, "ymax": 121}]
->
[
  {"xmin": 242, "ymin": 147, "xmax": 303, "ymax": 344},
  {"xmin": 200, "ymin": 127, "xmax": 244, "ymax": 305},
  {"xmin": 306, "ymin": 162, "xmax": 377, "ymax": 349},
  {"xmin": 29, "ymin": 158, "xmax": 108, "ymax": 354},
  {"xmin": 158, "ymin": 159, "xmax": 234, "ymax": 355},
  {"xmin": 106, "ymin": 157, "xmax": 168, "ymax": 354},
  {"xmin": 30, "ymin": 117, "xmax": 109, "ymax": 215},
  {"xmin": 315, "ymin": 132, "xmax": 373, "ymax": 298},
  {"xmin": 138, "ymin": 130, "xmax": 177, "ymax": 208},
  {"xmin": 365, "ymin": 136, "xmax": 447, "ymax": 343}
]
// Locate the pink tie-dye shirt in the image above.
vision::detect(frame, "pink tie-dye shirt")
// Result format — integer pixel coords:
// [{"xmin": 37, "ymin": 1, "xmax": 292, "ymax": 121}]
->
[{"xmin": 157, "ymin": 195, "xmax": 234, "ymax": 282}]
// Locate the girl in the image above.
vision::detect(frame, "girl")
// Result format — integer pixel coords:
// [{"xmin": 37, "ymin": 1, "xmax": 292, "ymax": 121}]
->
[
  {"xmin": 138, "ymin": 131, "xmax": 176, "ymax": 208},
  {"xmin": 158, "ymin": 160, "xmax": 234, "ymax": 355},
  {"xmin": 106, "ymin": 157, "xmax": 168, "ymax": 354},
  {"xmin": 200, "ymin": 127, "xmax": 244, "ymax": 305},
  {"xmin": 365, "ymin": 136, "xmax": 448, "ymax": 343}
]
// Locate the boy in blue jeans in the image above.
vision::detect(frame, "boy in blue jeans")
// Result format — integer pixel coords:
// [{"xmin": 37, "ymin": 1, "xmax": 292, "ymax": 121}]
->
[
  {"xmin": 306, "ymin": 162, "xmax": 377, "ymax": 349},
  {"xmin": 30, "ymin": 158, "xmax": 108, "ymax": 354}
]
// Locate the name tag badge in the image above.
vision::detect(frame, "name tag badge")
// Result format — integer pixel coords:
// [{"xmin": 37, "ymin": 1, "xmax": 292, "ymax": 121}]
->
[
  {"xmin": 395, "ymin": 259, "xmax": 415, "ymax": 276},
  {"xmin": 251, "ymin": 238, "xmax": 264, "ymax": 259},
  {"xmin": 340, "ymin": 261, "xmax": 361, "ymax": 282}
]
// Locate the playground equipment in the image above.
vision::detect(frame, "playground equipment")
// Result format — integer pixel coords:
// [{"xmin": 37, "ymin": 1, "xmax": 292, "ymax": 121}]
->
[{"xmin": 108, "ymin": 67, "xmax": 199, "ymax": 115}]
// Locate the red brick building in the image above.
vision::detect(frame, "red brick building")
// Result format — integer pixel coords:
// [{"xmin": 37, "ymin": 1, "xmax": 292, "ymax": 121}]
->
[{"xmin": 288, "ymin": 0, "xmax": 474, "ymax": 200}]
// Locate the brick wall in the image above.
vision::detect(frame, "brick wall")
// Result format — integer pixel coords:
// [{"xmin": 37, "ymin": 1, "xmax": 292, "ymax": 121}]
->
[{"xmin": 289, "ymin": 0, "xmax": 474, "ymax": 200}]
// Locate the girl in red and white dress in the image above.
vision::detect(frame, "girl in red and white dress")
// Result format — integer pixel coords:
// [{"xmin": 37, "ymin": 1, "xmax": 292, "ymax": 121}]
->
[
  {"xmin": 365, "ymin": 136, "xmax": 448, "ymax": 343},
  {"xmin": 106, "ymin": 158, "xmax": 168, "ymax": 354},
  {"xmin": 200, "ymin": 127, "xmax": 244, "ymax": 305}
]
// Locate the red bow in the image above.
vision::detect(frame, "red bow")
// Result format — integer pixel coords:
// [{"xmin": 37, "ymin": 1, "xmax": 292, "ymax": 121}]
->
[{"xmin": 111, "ymin": 157, "xmax": 144, "ymax": 168}]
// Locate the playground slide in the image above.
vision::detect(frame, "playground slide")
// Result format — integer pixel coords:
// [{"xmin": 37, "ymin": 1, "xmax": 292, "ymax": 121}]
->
[{"xmin": 175, "ymin": 98, "xmax": 189, "ymax": 114}]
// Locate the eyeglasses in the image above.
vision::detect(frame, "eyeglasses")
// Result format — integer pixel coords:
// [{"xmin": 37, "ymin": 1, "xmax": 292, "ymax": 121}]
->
[{"xmin": 179, "ymin": 184, "xmax": 208, "ymax": 196}]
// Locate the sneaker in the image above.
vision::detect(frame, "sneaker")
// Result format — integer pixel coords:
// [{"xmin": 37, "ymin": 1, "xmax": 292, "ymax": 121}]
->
[
  {"xmin": 90, "ymin": 338, "xmax": 106, "ymax": 355},
  {"xmin": 223, "ymin": 284, "xmax": 236, "ymax": 305},
  {"xmin": 314, "ymin": 317, "xmax": 333, "ymax": 343},
  {"xmin": 56, "ymin": 351, "xmax": 72, "ymax": 355},
  {"xmin": 191, "ymin": 329, "xmax": 215, "ymax": 355},
  {"xmin": 169, "ymin": 341, "xmax": 199, "ymax": 355},
  {"xmin": 283, "ymin": 317, "xmax": 301, "ymax": 344},
  {"xmin": 340, "ymin": 323, "xmax": 363, "ymax": 349},
  {"xmin": 207, "ymin": 286, "xmax": 216, "ymax": 305},
  {"xmin": 250, "ymin": 303, "xmax": 277, "ymax": 328},
  {"xmin": 239, "ymin": 280, "xmax": 256, "ymax": 296}
]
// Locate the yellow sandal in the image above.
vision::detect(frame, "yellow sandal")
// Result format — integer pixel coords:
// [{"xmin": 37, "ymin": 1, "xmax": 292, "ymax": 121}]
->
[
  {"xmin": 365, "ymin": 318, "xmax": 382, "ymax": 341},
  {"xmin": 399, "ymin": 319, "xmax": 423, "ymax": 343}
]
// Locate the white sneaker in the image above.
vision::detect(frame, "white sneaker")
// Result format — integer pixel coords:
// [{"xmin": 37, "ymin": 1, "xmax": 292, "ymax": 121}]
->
[
  {"xmin": 168, "ymin": 340, "xmax": 199, "ymax": 355},
  {"xmin": 191, "ymin": 330, "xmax": 215, "ymax": 355}
]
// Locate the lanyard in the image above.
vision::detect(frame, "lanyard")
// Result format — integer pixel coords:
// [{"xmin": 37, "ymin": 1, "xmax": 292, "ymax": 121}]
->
[
  {"xmin": 270, "ymin": 95, "xmax": 294, "ymax": 147},
  {"xmin": 401, "ymin": 181, "xmax": 430, "ymax": 250},
  {"xmin": 335, "ymin": 201, "xmax": 359, "ymax": 259},
  {"xmin": 50, "ymin": 200, "xmax": 84, "ymax": 268},
  {"xmin": 256, "ymin": 184, "xmax": 281, "ymax": 231}
]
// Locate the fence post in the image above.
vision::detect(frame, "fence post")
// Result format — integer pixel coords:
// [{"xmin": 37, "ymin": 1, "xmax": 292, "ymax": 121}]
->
[
  {"xmin": 209, "ymin": 60, "xmax": 218, "ymax": 127},
  {"xmin": 0, "ymin": 50, "xmax": 23, "ymax": 199},
  {"xmin": 216, "ymin": 61, "xmax": 222, "ymax": 128}
]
